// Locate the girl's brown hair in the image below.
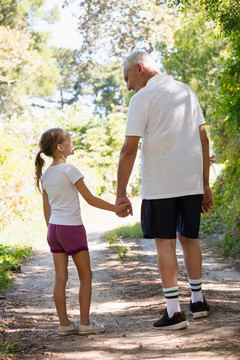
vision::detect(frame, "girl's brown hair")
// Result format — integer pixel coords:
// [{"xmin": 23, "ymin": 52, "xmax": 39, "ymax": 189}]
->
[{"xmin": 34, "ymin": 128, "xmax": 67, "ymax": 192}]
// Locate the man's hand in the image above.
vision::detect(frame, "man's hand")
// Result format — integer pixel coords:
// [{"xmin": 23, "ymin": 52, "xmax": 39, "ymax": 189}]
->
[
  {"xmin": 116, "ymin": 136, "xmax": 139, "ymax": 217},
  {"xmin": 202, "ymin": 186, "xmax": 213, "ymax": 213},
  {"xmin": 116, "ymin": 196, "xmax": 133, "ymax": 217}
]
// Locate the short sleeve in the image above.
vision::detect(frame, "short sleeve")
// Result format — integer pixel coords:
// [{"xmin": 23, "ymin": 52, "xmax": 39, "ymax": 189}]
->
[
  {"xmin": 192, "ymin": 92, "xmax": 205, "ymax": 126},
  {"xmin": 41, "ymin": 179, "xmax": 45, "ymax": 190},
  {"xmin": 66, "ymin": 165, "xmax": 84, "ymax": 184},
  {"xmin": 125, "ymin": 94, "xmax": 148, "ymax": 137}
]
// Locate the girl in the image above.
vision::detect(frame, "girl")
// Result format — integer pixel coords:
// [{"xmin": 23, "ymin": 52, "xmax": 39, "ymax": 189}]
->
[{"xmin": 35, "ymin": 128, "xmax": 130, "ymax": 336}]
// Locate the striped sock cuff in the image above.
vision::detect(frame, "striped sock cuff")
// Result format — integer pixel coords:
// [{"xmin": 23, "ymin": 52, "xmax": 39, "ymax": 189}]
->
[
  {"xmin": 163, "ymin": 286, "xmax": 179, "ymax": 299},
  {"xmin": 188, "ymin": 278, "xmax": 202, "ymax": 292}
]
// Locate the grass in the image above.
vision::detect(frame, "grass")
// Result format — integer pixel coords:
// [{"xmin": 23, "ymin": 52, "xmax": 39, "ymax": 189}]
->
[
  {"xmin": 0, "ymin": 332, "xmax": 18, "ymax": 356},
  {"xmin": 103, "ymin": 222, "xmax": 142, "ymax": 240},
  {"xmin": 102, "ymin": 222, "xmax": 142, "ymax": 260}
]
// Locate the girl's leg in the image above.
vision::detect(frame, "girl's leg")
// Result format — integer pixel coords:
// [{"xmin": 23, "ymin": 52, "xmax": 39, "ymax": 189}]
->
[
  {"xmin": 72, "ymin": 250, "xmax": 92, "ymax": 326},
  {"xmin": 52, "ymin": 253, "xmax": 70, "ymax": 326}
]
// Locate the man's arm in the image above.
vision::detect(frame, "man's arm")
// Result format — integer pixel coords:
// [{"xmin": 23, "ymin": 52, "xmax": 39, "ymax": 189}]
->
[
  {"xmin": 199, "ymin": 124, "xmax": 213, "ymax": 213},
  {"xmin": 116, "ymin": 136, "xmax": 140, "ymax": 216}
]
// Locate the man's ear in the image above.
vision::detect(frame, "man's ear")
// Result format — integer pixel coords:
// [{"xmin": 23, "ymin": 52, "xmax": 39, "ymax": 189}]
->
[{"xmin": 136, "ymin": 63, "xmax": 144, "ymax": 74}]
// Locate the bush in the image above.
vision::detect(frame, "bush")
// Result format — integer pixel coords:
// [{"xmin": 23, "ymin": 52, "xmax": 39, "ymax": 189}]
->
[
  {"xmin": 0, "ymin": 244, "xmax": 32, "ymax": 293},
  {"xmin": 200, "ymin": 161, "xmax": 240, "ymax": 257},
  {"xmin": 0, "ymin": 129, "xmax": 33, "ymax": 230}
]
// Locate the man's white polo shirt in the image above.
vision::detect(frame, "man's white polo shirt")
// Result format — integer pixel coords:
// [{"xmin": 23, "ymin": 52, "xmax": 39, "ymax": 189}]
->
[{"xmin": 125, "ymin": 74, "xmax": 205, "ymax": 199}]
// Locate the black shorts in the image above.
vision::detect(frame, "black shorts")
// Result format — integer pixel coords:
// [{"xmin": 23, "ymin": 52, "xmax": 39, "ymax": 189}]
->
[{"xmin": 141, "ymin": 194, "xmax": 203, "ymax": 239}]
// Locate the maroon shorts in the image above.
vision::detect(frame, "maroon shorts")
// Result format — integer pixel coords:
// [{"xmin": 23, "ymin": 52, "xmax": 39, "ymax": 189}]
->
[{"xmin": 47, "ymin": 224, "xmax": 88, "ymax": 256}]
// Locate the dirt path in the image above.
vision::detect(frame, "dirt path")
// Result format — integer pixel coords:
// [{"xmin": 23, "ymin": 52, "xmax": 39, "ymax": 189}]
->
[{"xmin": 1, "ymin": 201, "xmax": 240, "ymax": 360}]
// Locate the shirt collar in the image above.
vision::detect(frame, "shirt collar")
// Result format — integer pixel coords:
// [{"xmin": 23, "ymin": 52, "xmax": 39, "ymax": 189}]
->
[{"xmin": 146, "ymin": 73, "xmax": 167, "ymax": 87}]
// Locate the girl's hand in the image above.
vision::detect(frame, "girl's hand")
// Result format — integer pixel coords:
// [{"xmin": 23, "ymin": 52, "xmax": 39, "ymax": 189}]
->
[
  {"xmin": 115, "ymin": 195, "xmax": 133, "ymax": 217},
  {"xmin": 115, "ymin": 202, "xmax": 132, "ymax": 216}
]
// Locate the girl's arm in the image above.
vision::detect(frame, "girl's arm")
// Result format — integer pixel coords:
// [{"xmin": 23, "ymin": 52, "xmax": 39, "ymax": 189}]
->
[
  {"xmin": 42, "ymin": 190, "xmax": 51, "ymax": 226},
  {"xmin": 75, "ymin": 178, "xmax": 131, "ymax": 215}
]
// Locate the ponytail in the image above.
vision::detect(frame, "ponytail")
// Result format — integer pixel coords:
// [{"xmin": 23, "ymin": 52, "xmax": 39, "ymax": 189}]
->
[
  {"xmin": 35, "ymin": 151, "xmax": 45, "ymax": 193},
  {"xmin": 34, "ymin": 128, "xmax": 66, "ymax": 193}
]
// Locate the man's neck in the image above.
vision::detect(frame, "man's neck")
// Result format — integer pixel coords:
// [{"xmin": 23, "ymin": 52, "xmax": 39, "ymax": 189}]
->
[{"xmin": 146, "ymin": 71, "xmax": 159, "ymax": 84}]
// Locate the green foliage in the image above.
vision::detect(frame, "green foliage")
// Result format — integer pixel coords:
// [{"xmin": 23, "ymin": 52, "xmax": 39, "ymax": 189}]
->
[
  {"xmin": 70, "ymin": 109, "xmax": 141, "ymax": 196},
  {"xmin": 103, "ymin": 222, "xmax": 142, "ymax": 240},
  {"xmin": 210, "ymin": 40, "xmax": 240, "ymax": 164},
  {"xmin": 0, "ymin": 0, "xmax": 61, "ymax": 114},
  {"xmin": 89, "ymin": 62, "xmax": 129, "ymax": 116},
  {"xmin": 0, "ymin": 244, "xmax": 32, "ymax": 293},
  {"xmin": 15, "ymin": 104, "xmax": 134, "ymax": 197},
  {"xmin": 103, "ymin": 222, "xmax": 142, "ymax": 260},
  {"xmin": 51, "ymin": 49, "xmax": 132, "ymax": 115},
  {"xmin": 0, "ymin": 332, "xmax": 19, "ymax": 356},
  {"xmin": 0, "ymin": 126, "xmax": 37, "ymax": 293},
  {"xmin": 0, "ymin": 0, "xmax": 45, "ymax": 28},
  {"xmin": 108, "ymin": 236, "xmax": 131, "ymax": 260},
  {"xmin": 0, "ymin": 338, "xmax": 15, "ymax": 356},
  {"xmin": 208, "ymin": 164, "xmax": 240, "ymax": 257},
  {"xmin": 157, "ymin": 7, "xmax": 228, "ymax": 118},
  {"xmin": 200, "ymin": 0, "xmax": 240, "ymax": 255},
  {"xmin": 71, "ymin": 0, "xmax": 174, "ymax": 59},
  {"xmin": 0, "ymin": 129, "xmax": 34, "ymax": 229},
  {"xmin": 51, "ymin": 47, "xmax": 91, "ymax": 108}
]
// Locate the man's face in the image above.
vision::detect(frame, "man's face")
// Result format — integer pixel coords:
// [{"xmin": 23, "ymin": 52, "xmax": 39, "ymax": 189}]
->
[{"xmin": 123, "ymin": 64, "xmax": 144, "ymax": 93}]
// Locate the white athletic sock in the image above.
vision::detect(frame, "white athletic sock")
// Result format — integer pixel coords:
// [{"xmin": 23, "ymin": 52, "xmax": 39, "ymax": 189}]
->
[
  {"xmin": 188, "ymin": 278, "xmax": 204, "ymax": 303},
  {"xmin": 163, "ymin": 286, "xmax": 181, "ymax": 318}
]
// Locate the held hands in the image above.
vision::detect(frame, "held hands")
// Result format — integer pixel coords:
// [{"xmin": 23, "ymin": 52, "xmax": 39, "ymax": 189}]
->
[
  {"xmin": 202, "ymin": 186, "xmax": 213, "ymax": 213},
  {"xmin": 115, "ymin": 202, "xmax": 132, "ymax": 217},
  {"xmin": 115, "ymin": 196, "xmax": 133, "ymax": 218}
]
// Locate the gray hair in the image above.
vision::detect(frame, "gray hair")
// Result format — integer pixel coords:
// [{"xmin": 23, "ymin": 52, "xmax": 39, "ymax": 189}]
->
[{"xmin": 122, "ymin": 50, "xmax": 158, "ymax": 71}]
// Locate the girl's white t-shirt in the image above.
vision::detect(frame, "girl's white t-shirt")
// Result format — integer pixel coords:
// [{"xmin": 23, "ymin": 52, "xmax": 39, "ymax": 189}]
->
[
  {"xmin": 41, "ymin": 163, "xmax": 84, "ymax": 225},
  {"xmin": 125, "ymin": 74, "xmax": 205, "ymax": 199}
]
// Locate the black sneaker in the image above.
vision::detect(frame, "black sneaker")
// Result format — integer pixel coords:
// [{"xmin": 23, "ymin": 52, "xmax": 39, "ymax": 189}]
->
[
  {"xmin": 190, "ymin": 298, "xmax": 210, "ymax": 319},
  {"xmin": 153, "ymin": 309, "xmax": 189, "ymax": 330}
]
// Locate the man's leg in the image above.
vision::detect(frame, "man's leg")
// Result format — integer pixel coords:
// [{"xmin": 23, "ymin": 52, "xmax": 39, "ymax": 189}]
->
[
  {"xmin": 155, "ymin": 238, "xmax": 178, "ymax": 289},
  {"xmin": 178, "ymin": 233, "xmax": 209, "ymax": 318},
  {"xmin": 153, "ymin": 238, "xmax": 188, "ymax": 329},
  {"xmin": 155, "ymin": 238, "xmax": 180, "ymax": 317},
  {"xmin": 178, "ymin": 234, "xmax": 202, "ymax": 280},
  {"xmin": 178, "ymin": 234, "xmax": 203, "ymax": 302}
]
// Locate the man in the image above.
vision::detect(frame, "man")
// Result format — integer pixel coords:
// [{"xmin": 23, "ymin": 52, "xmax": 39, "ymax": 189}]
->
[{"xmin": 116, "ymin": 50, "xmax": 213, "ymax": 330}]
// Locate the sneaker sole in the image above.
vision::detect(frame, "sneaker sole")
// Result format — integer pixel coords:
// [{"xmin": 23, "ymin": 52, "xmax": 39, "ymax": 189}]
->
[
  {"xmin": 192, "ymin": 310, "xmax": 209, "ymax": 319},
  {"xmin": 154, "ymin": 320, "xmax": 189, "ymax": 330},
  {"xmin": 79, "ymin": 329, "xmax": 105, "ymax": 336},
  {"xmin": 58, "ymin": 330, "xmax": 79, "ymax": 336}
]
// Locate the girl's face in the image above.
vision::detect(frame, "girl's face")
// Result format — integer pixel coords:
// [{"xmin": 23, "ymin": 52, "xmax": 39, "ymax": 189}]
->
[{"xmin": 60, "ymin": 133, "xmax": 74, "ymax": 157}]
